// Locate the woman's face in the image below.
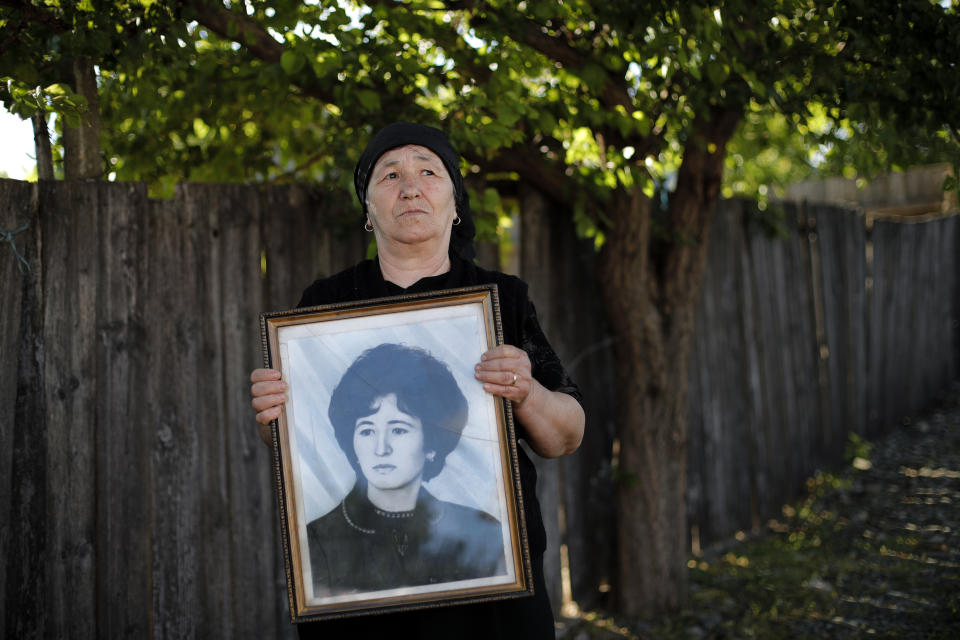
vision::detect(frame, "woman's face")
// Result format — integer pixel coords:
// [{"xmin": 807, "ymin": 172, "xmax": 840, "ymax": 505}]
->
[
  {"xmin": 353, "ymin": 393, "xmax": 429, "ymax": 492},
  {"xmin": 365, "ymin": 145, "xmax": 457, "ymax": 249}
]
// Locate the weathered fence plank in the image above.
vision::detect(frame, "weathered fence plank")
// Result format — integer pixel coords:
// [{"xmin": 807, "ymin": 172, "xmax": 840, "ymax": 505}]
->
[
  {"xmin": 783, "ymin": 207, "xmax": 823, "ymax": 499},
  {"xmin": 922, "ymin": 217, "xmax": 958, "ymax": 397},
  {"xmin": 94, "ymin": 182, "xmax": 152, "ymax": 638},
  {"xmin": 871, "ymin": 219, "xmax": 918, "ymax": 429},
  {"xmin": 869, "ymin": 215, "xmax": 959, "ymax": 427},
  {"xmin": 1, "ymin": 179, "xmax": 39, "ymax": 639},
  {"xmin": 190, "ymin": 183, "xmax": 236, "ymax": 637},
  {"xmin": 747, "ymin": 204, "xmax": 821, "ymax": 520},
  {"xmin": 954, "ymin": 216, "xmax": 959, "ymax": 376},
  {"xmin": 687, "ymin": 200, "xmax": 757, "ymax": 544},
  {"xmin": 813, "ymin": 207, "xmax": 868, "ymax": 445},
  {"xmin": 217, "ymin": 183, "xmax": 291, "ymax": 638},
  {"xmin": 146, "ymin": 191, "xmax": 202, "ymax": 638},
  {"xmin": 39, "ymin": 181, "xmax": 100, "ymax": 639}
]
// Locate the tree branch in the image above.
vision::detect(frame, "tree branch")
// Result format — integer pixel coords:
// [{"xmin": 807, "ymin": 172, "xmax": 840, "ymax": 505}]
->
[
  {"xmin": 514, "ymin": 17, "xmax": 637, "ymax": 115},
  {"xmin": 473, "ymin": 145, "xmax": 572, "ymax": 210},
  {"xmin": 31, "ymin": 111, "xmax": 53, "ymax": 180},
  {"xmin": 184, "ymin": 0, "xmax": 352, "ymax": 106},
  {"xmin": 660, "ymin": 106, "xmax": 742, "ymax": 317},
  {"xmin": 187, "ymin": 0, "xmax": 283, "ymax": 63},
  {"xmin": 459, "ymin": 3, "xmax": 637, "ymax": 115}
]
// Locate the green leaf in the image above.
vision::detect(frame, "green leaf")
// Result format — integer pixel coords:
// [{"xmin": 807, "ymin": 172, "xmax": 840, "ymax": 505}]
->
[
  {"xmin": 10, "ymin": 102, "xmax": 39, "ymax": 118},
  {"xmin": 705, "ymin": 61, "xmax": 729, "ymax": 87},
  {"xmin": 481, "ymin": 187, "xmax": 501, "ymax": 213},
  {"xmin": 44, "ymin": 83, "xmax": 73, "ymax": 97},
  {"xmin": 580, "ymin": 62, "xmax": 607, "ymax": 92},
  {"xmin": 496, "ymin": 102, "xmax": 522, "ymax": 127},
  {"xmin": 538, "ymin": 110, "xmax": 557, "ymax": 136},
  {"xmin": 281, "ymin": 50, "xmax": 305, "ymax": 75},
  {"xmin": 356, "ymin": 89, "xmax": 381, "ymax": 112},
  {"xmin": 310, "ymin": 52, "xmax": 340, "ymax": 79}
]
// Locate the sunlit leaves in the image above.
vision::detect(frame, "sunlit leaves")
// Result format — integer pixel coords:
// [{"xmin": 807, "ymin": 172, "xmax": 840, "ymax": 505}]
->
[
  {"xmin": 4, "ymin": 0, "xmax": 958, "ymax": 210},
  {"xmin": 720, "ymin": 0, "xmax": 960, "ymax": 201},
  {"xmin": 2, "ymin": 78, "xmax": 88, "ymax": 124}
]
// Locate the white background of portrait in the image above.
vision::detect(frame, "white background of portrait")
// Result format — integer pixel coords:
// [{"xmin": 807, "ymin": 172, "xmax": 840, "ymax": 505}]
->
[{"xmin": 278, "ymin": 303, "xmax": 507, "ymax": 532}]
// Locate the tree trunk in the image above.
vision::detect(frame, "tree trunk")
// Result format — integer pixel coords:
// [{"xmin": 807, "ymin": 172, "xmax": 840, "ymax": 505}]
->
[
  {"xmin": 613, "ymin": 344, "xmax": 693, "ymax": 615},
  {"xmin": 62, "ymin": 58, "xmax": 101, "ymax": 180},
  {"xmin": 31, "ymin": 112, "xmax": 54, "ymax": 180},
  {"xmin": 596, "ymin": 189, "xmax": 693, "ymax": 615},
  {"xmin": 597, "ymin": 111, "xmax": 741, "ymax": 616}
]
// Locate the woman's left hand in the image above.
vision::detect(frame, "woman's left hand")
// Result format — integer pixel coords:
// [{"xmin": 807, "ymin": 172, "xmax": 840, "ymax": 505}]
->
[
  {"xmin": 474, "ymin": 345, "xmax": 535, "ymax": 406},
  {"xmin": 475, "ymin": 344, "xmax": 585, "ymax": 458}
]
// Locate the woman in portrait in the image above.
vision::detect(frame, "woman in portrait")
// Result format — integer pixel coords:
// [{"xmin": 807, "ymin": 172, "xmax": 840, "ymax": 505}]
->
[
  {"xmin": 251, "ymin": 121, "xmax": 584, "ymax": 639},
  {"xmin": 307, "ymin": 342, "xmax": 505, "ymax": 595}
]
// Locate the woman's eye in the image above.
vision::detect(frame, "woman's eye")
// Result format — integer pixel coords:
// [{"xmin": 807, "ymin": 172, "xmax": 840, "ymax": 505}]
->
[
  {"xmin": 421, "ymin": 169, "xmax": 434, "ymax": 176},
  {"xmin": 357, "ymin": 427, "xmax": 374, "ymax": 437},
  {"xmin": 391, "ymin": 426, "xmax": 409, "ymax": 435}
]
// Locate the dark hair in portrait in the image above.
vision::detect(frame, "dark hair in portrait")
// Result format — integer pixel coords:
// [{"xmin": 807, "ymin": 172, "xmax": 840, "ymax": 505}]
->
[{"xmin": 328, "ymin": 343, "xmax": 469, "ymax": 481}]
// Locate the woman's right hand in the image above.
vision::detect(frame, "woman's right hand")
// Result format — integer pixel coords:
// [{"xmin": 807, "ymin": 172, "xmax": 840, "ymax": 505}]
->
[{"xmin": 250, "ymin": 368, "xmax": 287, "ymax": 444}]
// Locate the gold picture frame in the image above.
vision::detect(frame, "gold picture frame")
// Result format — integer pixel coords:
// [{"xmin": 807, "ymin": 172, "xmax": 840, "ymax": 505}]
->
[{"xmin": 260, "ymin": 285, "xmax": 533, "ymax": 622}]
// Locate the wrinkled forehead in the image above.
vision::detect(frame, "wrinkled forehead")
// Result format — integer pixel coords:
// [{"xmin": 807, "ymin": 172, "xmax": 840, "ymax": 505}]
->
[{"xmin": 372, "ymin": 144, "xmax": 446, "ymax": 172}]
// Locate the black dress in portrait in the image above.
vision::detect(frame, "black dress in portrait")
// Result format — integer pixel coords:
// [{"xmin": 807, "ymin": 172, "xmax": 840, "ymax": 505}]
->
[{"xmin": 307, "ymin": 484, "xmax": 506, "ymax": 596}]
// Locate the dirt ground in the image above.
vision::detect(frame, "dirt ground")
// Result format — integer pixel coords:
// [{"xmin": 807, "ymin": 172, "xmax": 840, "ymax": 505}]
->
[{"xmin": 558, "ymin": 383, "xmax": 960, "ymax": 639}]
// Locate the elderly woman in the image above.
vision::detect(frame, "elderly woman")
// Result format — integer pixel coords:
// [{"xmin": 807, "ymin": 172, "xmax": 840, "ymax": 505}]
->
[
  {"xmin": 309, "ymin": 342, "xmax": 505, "ymax": 594},
  {"xmin": 251, "ymin": 122, "xmax": 584, "ymax": 639}
]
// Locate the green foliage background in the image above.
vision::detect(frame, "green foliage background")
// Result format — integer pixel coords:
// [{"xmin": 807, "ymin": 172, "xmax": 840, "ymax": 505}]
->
[{"xmin": 3, "ymin": 0, "xmax": 958, "ymax": 209}]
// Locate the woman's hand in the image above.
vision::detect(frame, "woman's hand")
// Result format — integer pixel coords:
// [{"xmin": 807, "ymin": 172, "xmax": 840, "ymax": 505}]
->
[
  {"xmin": 474, "ymin": 346, "xmax": 584, "ymax": 459},
  {"xmin": 250, "ymin": 368, "xmax": 287, "ymax": 445},
  {"xmin": 474, "ymin": 345, "xmax": 534, "ymax": 406}
]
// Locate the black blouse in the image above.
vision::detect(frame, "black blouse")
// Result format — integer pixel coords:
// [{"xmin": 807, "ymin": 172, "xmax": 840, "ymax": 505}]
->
[
  {"xmin": 295, "ymin": 255, "xmax": 581, "ymax": 640},
  {"xmin": 306, "ymin": 484, "xmax": 506, "ymax": 595}
]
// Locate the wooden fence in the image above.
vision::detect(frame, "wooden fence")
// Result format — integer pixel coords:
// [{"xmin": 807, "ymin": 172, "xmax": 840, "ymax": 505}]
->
[
  {"xmin": 686, "ymin": 203, "xmax": 959, "ymax": 546},
  {"xmin": 2, "ymin": 179, "xmax": 957, "ymax": 637},
  {"xmin": 1, "ymin": 180, "xmax": 366, "ymax": 639}
]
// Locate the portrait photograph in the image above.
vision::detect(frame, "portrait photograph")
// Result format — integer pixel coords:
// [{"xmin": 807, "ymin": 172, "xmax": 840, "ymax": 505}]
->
[{"xmin": 260, "ymin": 286, "xmax": 532, "ymax": 622}]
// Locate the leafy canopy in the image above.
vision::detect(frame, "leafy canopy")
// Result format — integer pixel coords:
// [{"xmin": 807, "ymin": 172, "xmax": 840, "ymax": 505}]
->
[{"xmin": 2, "ymin": 0, "xmax": 958, "ymax": 206}]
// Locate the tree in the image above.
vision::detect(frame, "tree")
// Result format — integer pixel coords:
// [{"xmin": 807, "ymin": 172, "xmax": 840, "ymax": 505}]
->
[
  {"xmin": 3, "ymin": 0, "xmax": 959, "ymax": 617},
  {"xmin": 0, "ymin": 0, "xmax": 181, "ymax": 178}
]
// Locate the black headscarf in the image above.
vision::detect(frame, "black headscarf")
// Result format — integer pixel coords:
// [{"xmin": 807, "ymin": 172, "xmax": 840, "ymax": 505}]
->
[{"xmin": 354, "ymin": 122, "xmax": 476, "ymax": 261}]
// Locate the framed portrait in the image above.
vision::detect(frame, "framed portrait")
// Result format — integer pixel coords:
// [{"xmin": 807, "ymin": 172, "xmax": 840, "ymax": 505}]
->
[{"xmin": 260, "ymin": 285, "xmax": 533, "ymax": 622}]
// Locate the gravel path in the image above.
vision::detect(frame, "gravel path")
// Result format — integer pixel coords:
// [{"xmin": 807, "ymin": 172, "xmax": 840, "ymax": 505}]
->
[
  {"xmin": 559, "ymin": 383, "xmax": 960, "ymax": 639},
  {"xmin": 789, "ymin": 385, "xmax": 960, "ymax": 638}
]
